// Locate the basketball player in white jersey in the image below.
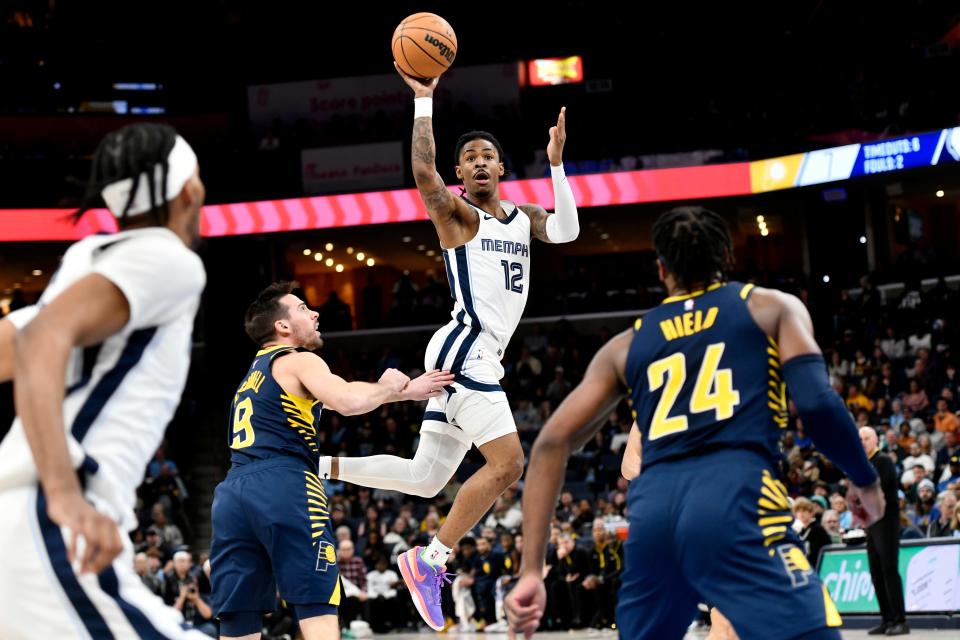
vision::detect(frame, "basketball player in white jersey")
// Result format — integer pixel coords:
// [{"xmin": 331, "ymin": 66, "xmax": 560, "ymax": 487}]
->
[
  {"xmin": 0, "ymin": 123, "xmax": 213, "ymax": 638},
  {"xmin": 319, "ymin": 65, "xmax": 580, "ymax": 630}
]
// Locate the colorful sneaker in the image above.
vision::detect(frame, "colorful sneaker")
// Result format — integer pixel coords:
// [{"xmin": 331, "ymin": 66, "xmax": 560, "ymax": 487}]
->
[{"xmin": 397, "ymin": 546, "xmax": 452, "ymax": 631}]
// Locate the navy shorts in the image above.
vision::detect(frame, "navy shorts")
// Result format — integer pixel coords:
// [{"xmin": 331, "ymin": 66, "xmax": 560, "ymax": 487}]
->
[
  {"xmin": 616, "ymin": 448, "xmax": 842, "ymax": 640},
  {"xmin": 210, "ymin": 458, "xmax": 340, "ymax": 616}
]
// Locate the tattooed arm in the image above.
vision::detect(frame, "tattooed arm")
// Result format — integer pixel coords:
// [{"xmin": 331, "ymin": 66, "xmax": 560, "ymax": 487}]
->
[
  {"xmin": 520, "ymin": 204, "xmax": 553, "ymax": 243},
  {"xmin": 395, "ymin": 64, "xmax": 474, "ymax": 247}
]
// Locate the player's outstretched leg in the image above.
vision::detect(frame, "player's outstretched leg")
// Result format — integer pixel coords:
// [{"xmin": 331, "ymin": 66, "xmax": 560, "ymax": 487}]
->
[{"xmin": 320, "ymin": 427, "xmax": 469, "ymax": 497}]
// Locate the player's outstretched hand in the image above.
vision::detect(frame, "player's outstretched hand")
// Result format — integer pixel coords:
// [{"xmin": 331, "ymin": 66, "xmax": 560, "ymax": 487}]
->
[
  {"xmin": 379, "ymin": 367, "xmax": 411, "ymax": 393},
  {"xmin": 847, "ymin": 479, "xmax": 885, "ymax": 528},
  {"xmin": 546, "ymin": 106, "xmax": 566, "ymax": 166},
  {"xmin": 505, "ymin": 572, "xmax": 546, "ymax": 639},
  {"xmin": 394, "ymin": 62, "xmax": 439, "ymax": 98},
  {"xmin": 47, "ymin": 490, "xmax": 123, "ymax": 575},
  {"xmin": 401, "ymin": 369, "xmax": 455, "ymax": 401}
]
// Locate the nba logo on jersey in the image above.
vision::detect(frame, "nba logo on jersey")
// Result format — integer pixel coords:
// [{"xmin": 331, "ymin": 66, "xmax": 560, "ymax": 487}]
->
[
  {"xmin": 776, "ymin": 544, "xmax": 813, "ymax": 588},
  {"xmin": 684, "ymin": 299, "xmax": 695, "ymax": 311},
  {"xmin": 316, "ymin": 541, "xmax": 337, "ymax": 572}
]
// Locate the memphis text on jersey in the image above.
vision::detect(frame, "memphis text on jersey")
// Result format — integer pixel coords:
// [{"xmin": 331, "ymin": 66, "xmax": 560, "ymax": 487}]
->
[{"xmin": 481, "ymin": 238, "xmax": 529, "ymax": 257}]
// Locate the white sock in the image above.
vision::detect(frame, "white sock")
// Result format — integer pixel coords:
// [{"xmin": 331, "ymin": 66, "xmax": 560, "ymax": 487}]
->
[
  {"xmin": 318, "ymin": 456, "xmax": 333, "ymax": 480},
  {"xmin": 421, "ymin": 536, "xmax": 453, "ymax": 568}
]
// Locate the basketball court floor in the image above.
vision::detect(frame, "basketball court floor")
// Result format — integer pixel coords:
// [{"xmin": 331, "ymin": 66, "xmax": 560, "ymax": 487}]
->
[{"xmin": 378, "ymin": 629, "xmax": 956, "ymax": 639}]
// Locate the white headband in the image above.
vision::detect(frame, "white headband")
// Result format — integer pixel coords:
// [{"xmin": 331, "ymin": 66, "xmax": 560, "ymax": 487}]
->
[{"xmin": 100, "ymin": 135, "xmax": 198, "ymax": 218}]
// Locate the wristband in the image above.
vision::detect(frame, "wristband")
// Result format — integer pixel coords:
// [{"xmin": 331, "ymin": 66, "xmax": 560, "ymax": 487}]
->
[{"xmin": 414, "ymin": 97, "xmax": 433, "ymax": 119}]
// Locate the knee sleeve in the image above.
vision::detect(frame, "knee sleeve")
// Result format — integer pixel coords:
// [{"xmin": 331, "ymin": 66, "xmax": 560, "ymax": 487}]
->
[{"xmin": 407, "ymin": 431, "xmax": 468, "ymax": 497}]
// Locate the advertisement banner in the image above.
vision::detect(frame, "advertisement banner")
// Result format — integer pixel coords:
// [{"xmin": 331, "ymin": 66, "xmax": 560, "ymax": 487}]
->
[
  {"xmin": 248, "ymin": 63, "xmax": 520, "ymax": 133},
  {"xmin": 301, "ymin": 142, "xmax": 404, "ymax": 195},
  {"xmin": 818, "ymin": 540, "xmax": 960, "ymax": 614}
]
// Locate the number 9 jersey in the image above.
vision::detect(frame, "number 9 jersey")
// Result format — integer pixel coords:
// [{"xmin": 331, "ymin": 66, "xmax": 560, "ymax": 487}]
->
[
  {"xmin": 228, "ymin": 345, "xmax": 323, "ymax": 471},
  {"xmin": 625, "ymin": 282, "xmax": 788, "ymax": 471}
]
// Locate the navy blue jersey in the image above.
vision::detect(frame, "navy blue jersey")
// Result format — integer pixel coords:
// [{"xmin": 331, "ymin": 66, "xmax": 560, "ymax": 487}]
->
[
  {"xmin": 229, "ymin": 345, "xmax": 322, "ymax": 471},
  {"xmin": 624, "ymin": 282, "xmax": 788, "ymax": 471}
]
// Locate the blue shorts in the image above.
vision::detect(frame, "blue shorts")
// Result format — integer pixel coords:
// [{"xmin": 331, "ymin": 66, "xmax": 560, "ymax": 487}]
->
[
  {"xmin": 616, "ymin": 448, "xmax": 842, "ymax": 640},
  {"xmin": 210, "ymin": 458, "xmax": 341, "ymax": 616}
]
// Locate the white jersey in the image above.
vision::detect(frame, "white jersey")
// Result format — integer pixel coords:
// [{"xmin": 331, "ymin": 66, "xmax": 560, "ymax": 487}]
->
[
  {"xmin": 438, "ymin": 199, "xmax": 531, "ymax": 361},
  {"xmin": 0, "ymin": 227, "xmax": 205, "ymax": 531}
]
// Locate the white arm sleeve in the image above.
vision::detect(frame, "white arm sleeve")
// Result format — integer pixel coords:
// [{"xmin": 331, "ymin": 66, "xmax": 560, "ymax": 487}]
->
[
  {"xmin": 92, "ymin": 233, "xmax": 206, "ymax": 329},
  {"xmin": 544, "ymin": 164, "xmax": 580, "ymax": 243}
]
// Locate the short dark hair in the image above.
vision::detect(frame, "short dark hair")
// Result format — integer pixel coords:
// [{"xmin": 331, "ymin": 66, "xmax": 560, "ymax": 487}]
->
[
  {"xmin": 453, "ymin": 131, "xmax": 511, "ymax": 176},
  {"xmin": 72, "ymin": 123, "xmax": 180, "ymax": 227},
  {"xmin": 652, "ymin": 206, "xmax": 734, "ymax": 291},
  {"xmin": 244, "ymin": 281, "xmax": 296, "ymax": 346}
]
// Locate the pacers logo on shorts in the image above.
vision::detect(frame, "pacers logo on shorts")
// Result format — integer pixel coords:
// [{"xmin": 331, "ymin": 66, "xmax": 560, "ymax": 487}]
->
[
  {"xmin": 776, "ymin": 544, "xmax": 813, "ymax": 588},
  {"xmin": 316, "ymin": 540, "xmax": 337, "ymax": 572}
]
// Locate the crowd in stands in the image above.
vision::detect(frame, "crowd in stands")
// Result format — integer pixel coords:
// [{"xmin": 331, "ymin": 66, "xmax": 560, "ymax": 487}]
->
[
  {"xmin": 129, "ymin": 443, "xmax": 219, "ymax": 637},
  {"xmin": 99, "ymin": 274, "xmax": 955, "ymax": 637}
]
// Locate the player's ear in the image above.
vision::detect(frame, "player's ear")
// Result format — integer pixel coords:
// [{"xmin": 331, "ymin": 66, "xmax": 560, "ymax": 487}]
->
[
  {"xmin": 455, "ymin": 164, "xmax": 463, "ymax": 180},
  {"xmin": 497, "ymin": 162, "xmax": 504, "ymax": 177},
  {"xmin": 656, "ymin": 258, "xmax": 667, "ymax": 283}
]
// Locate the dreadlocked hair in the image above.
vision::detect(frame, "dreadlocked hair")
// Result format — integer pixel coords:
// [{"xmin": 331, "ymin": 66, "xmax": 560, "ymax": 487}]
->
[
  {"xmin": 651, "ymin": 206, "xmax": 734, "ymax": 291},
  {"xmin": 453, "ymin": 130, "xmax": 512, "ymax": 177},
  {"xmin": 71, "ymin": 123, "xmax": 178, "ymax": 228},
  {"xmin": 244, "ymin": 281, "xmax": 297, "ymax": 346}
]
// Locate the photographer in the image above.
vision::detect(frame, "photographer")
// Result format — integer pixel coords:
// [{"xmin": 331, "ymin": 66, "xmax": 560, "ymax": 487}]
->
[{"xmin": 163, "ymin": 551, "xmax": 216, "ymax": 637}]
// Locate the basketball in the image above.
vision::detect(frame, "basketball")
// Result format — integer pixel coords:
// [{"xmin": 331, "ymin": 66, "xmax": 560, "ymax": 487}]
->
[{"xmin": 391, "ymin": 12, "xmax": 457, "ymax": 80}]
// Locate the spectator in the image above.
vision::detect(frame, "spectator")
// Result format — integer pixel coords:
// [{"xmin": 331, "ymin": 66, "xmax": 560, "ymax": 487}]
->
[
  {"xmin": 821, "ymin": 510, "xmax": 843, "ymax": 544},
  {"xmin": 902, "ymin": 379, "xmax": 929, "ymax": 415},
  {"xmin": 938, "ymin": 455, "xmax": 960, "ymax": 492},
  {"xmin": 135, "ymin": 551, "xmax": 162, "ymax": 595},
  {"xmin": 366, "ymin": 555, "xmax": 405, "ymax": 633},
  {"xmin": 793, "ymin": 498, "xmax": 831, "ymax": 566},
  {"xmin": 545, "ymin": 366, "xmax": 572, "ymax": 408},
  {"xmin": 143, "ymin": 525, "xmax": 173, "ymax": 563},
  {"xmin": 337, "ymin": 539, "xmax": 369, "ymax": 628},
  {"xmin": 581, "ymin": 519, "xmax": 622, "ymax": 628},
  {"xmin": 846, "ymin": 385, "xmax": 874, "ymax": 413},
  {"xmin": 927, "ymin": 492, "xmax": 957, "ymax": 538},
  {"xmin": 879, "ymin": 327, "xmax": 906, "ymax": 362},
  {"xmin": 935, "ymin": 433, "xmax": 959, "ymax": 481},
  {"xmin": 383, "ymin": 516, "xmax": 413, "ymax": 563},
  {"xmin": 452, "ymin": 537, "xmax": 478, "ymax": 631},
  {"xmin": 909, "ymin": 479, "xmax": 937, "ymax": 529},
  {"xmin": 829, "ymin": 494, "xmax": 853, "ymax": 530},
  {"xmin": 900, "ymin": 442, "xmax": 935, "ymax": 486},
  {"xmin": 933, "ymin": 398, "xmax": 959, "ymax": 435},
  {"xmin": 549, "ymin": 533, "xmax": 590, "ymax": 629},
  {"xmin": 163, "ymin": 551, "xmax": 216, "ymax": 637},
  {"xmin": 151, "ymin": 502, "xmax": 184, "ymax": 549},
  {"xmin": 485, "ymin": 495, "xmax": 523, "ymax": 532},
  {"xmin": 470, "ymin": 536, "xmax": 503, "ymax": 628}
]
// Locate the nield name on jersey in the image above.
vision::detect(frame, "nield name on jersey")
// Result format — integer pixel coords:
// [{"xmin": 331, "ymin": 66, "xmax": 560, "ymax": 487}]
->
[
  {"xmin": 659, "ymin": 307, "xmax": 719, "ymax": 341},
  {"xmin": 480, "ymin": 238, "xmax": 529, "ymax": 257}
]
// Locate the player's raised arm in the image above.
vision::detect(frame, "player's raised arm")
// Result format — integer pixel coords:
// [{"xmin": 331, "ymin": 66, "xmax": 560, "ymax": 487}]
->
[
  {"xmin": 283, "ymin": 351, "xmax": 453, "ymax": 416},
  {"xmin": 505, "ymin": 329, "xmax": 629, "ymax": 638},
  {"xmin": 395, "ymin": 64, "xmax": 473, "ymax": 245},
  {"xmin": 748, "ymin": 287, "xmax": 883, "ymax": 526},
  {"xmin": 521, "ymin": 106, "xmax": 580, "ymax": 244}
]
